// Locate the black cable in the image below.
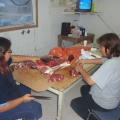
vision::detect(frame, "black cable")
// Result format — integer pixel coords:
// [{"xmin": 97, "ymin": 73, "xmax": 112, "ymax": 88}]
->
[
  {"xmin": 96, "ymin": 12, "xmax": 115, "ymax": 33},
  {"xmin": 62, "ymin": 41, "xmax": 65, "ymax": 48},
  {"xmin": 10, "ymin": 0, "xmax": 30, "ymax": 6}
]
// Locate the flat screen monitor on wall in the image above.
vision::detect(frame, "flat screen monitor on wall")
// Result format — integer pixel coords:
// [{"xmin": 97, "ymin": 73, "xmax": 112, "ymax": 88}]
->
[{"xmin": 77, "ymin": 0, "xmax": 92, "ymax": 12}]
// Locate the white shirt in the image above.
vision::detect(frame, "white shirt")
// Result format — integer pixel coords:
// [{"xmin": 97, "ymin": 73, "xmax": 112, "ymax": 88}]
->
[{"xmin": 90, "ymin": 57, "xmax": 120, "ymax": 109}]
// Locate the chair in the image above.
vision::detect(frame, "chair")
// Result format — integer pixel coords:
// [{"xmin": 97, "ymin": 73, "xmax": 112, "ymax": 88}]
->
[
  {"xmin": 16, "ymin": 118, "xmax": 25, "ymax": 120},
  {"xmin": 87, "ymin": 105, "xmax": 120, "ymax": 120}
]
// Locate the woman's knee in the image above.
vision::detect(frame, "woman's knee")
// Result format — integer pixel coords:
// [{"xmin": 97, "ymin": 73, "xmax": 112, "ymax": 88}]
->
[
  {"xmin": 70, "ymin": 99, "xmax": 77, "ymax": 109},
  {"xmin": 70, "ymin": 98, "xmax": 83, "ymax": 111},
  {"xmin": 18, "ymin": 101, "xmax": 42, "ymax": 119},
  {"xmin": 31, "ymin": 101, "xmax": 42, "ymax": 118},
  {"xmin": 80, "ymin": 85, "xmax": 91, "ymax": 96}
]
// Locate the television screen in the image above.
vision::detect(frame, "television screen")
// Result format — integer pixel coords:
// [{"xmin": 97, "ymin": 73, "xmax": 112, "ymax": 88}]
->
[{"xmin": 77, "ymin": 0, "xmax": 92, "ymax": 12}]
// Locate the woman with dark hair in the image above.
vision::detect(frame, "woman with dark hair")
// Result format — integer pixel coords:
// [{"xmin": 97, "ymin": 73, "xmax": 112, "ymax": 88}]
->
[
  {"xmin": 70, "ymin": 33, "xmax": 120, "ymax": 120},
  {"xmin": 0, "ymin": 37, "xmax": 42, "ymax": 120}
]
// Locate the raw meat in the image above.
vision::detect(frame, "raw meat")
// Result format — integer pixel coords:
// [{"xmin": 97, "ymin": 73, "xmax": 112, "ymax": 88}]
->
[
  {"xmin": 14, "ymin": 56, "xmax": 71, "ymax": 82},
  {"xmin": 40, "ymin": 56, "xmax": 67, "ymax": 67},
  {"xmin": 48, "ymin": 74, "xmax": 64, "ymax": 82},
  {"xmin": 70, "ymin": 69, "xmax": 80, "ymax": 77},
  {"xmin": 39, "ymin": 56, "xmax": 71, "ymax": 75},
  {"xmin": 14, "ymin": 61, "xmax": 38, "ymax": 70},
  {"xmin": 14, "ymin": 60, "xmax": 49, "ymax": 75},
  {"xmin": 23, "ymin": 61, "xmax": 37, "ymax": 69}
]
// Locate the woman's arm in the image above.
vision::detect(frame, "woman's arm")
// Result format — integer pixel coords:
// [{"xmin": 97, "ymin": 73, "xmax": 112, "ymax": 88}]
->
[
  {"xmin": 75, "ymin": 65, "xmax": 95, "ymax": 85},
  {"xmin": 11, "ymin": 55, "xmax": 40, "ymax": 63},
  {"xmin": 0, "ymin": 94, "xmax": 35, "ymax": 113},
  {"xmin": 77, "ymin": 58, "xmax": 102, "ymax": 66}
]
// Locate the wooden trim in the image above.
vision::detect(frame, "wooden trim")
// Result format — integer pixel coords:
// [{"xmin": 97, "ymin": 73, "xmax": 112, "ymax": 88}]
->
[
  {"xmin": 0, "ymin": 0, "xmax": 38, "ymax": 32},
  {"xmin": 36, "ymin": 0, "xmax": 38, "ymax": 28}
]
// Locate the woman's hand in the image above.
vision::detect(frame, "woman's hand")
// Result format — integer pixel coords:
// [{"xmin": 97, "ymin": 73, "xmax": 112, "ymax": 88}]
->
[
  {"xmin": 76, "ymin": 59, "xmax": 86, "ymax": 66},
  {"xmin": 22, "ymin": 94, "xmax": 35, "ymax": 103},
  {"xmin": 75, "ymin": 59, "xmax": 85, "ymax": 73},
  {"xmin": 75, "ymin": 64, "xmax": 83, "ymax": 73},
  {"xmin": 75, "ymin": 60, "xmax": 95, "ymax": 86},
  {"xmin": 31, "ymin": 56, "xmax": 40, "ymax": 63},
  {"xmin": 0, "ymin": 94, "xmax": 35, "ymax": 113}
]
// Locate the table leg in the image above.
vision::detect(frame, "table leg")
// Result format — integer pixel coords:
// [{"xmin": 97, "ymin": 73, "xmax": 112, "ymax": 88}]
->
[
  {"xmin": 58, "ymin": 35, "xmax": 62, "ymax": 47},
  {"xmin": 57, "ymin": 91, "xmax": 64, "ymax": 120},
  {"xmin": 48, "ymin": 88, "xmax": 64, "ymax": 120}
]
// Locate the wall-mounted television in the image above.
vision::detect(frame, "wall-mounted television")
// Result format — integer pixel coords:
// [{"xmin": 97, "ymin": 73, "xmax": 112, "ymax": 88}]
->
[{"xmin": 77, "ymin": 0, "xmax": 92, "ymax": 12}]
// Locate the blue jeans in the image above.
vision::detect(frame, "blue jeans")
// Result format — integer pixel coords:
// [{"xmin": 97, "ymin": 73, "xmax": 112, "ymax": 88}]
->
[
  {"xmin": 0, "ymin": 85, "xmax": 42, "ymax": 120},
  {"xmin": 70, "ymin": 94, "xmax": 112, "ymax": 120}
]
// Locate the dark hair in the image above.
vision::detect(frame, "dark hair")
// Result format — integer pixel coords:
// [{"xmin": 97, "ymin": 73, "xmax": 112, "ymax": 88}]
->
[
  {"xmin": 0, "ymin": 37, "xmax": 11, "ymax": 76},
  {"xmin": 98, "ymin": 33, "xmax": 120, "ymax": 58}
]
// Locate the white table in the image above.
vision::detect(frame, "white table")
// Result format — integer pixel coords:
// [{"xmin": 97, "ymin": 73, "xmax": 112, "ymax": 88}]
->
[
  {"xmin": 48, "ymin": 64, "xmax": 100, "ymax": 120},
  {"xmin": 13, "ymin": 43, "xmax": 102, "ymax": 120},
  {"xmin": 47, "ymin": 43, "xmax": 101, "ymax": 120}
]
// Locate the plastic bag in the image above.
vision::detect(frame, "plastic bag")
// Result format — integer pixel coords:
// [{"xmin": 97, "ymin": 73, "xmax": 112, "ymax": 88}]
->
[{"xmin": 49, "ymin": 46, "xmax": 90, "ymax": 63}]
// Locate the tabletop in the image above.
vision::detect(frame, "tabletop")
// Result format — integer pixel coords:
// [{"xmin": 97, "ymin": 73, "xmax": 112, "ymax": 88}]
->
[{"xmin": 13, "ymin": 43, "xmax": 102, "ymax": 92}]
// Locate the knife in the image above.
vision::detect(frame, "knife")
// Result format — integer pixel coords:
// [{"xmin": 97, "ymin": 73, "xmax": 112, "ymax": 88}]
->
[{"xmin": 31, "ymin": 95, "xmax": 52, "ymax": 100}]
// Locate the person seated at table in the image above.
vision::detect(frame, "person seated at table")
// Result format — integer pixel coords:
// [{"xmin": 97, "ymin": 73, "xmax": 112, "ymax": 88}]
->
[
  {"xmin": 0, "ymin": 37, "xmax": 42, "ymax": 120},
  {"xmin": 70, "ymin": 33, "xmax": 120, "ymax": 120}
]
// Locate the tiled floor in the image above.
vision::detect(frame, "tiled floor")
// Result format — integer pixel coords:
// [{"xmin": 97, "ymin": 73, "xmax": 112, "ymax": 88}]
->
[{"xmin": 32, "ymin": 80, "xmax": 86, "ymax": 120}]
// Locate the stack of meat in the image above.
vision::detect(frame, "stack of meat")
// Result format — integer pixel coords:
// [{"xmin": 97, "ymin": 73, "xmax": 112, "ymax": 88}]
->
[
  {"xmin": 14, "ymin": 56, "xmax": 71, "ymax": 82},
  {"xmin": 14, "ymin": 45, "xmax": 91, "ymax": 81}
]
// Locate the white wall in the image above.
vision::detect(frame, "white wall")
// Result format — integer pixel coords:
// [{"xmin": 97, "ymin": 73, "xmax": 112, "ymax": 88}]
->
[
  {"xmin": 0, "ymin": 0, "xmax": 120, "ymax": 56},
  {"xmin": 0, "ymin": 0, "xmax": 79, "ymax": 56},
  {"xmin": 78, "ymin": 0, "xmax": 120, "ymax": 43}
]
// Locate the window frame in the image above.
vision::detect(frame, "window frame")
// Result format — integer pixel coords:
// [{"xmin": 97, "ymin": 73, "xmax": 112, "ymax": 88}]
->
[{"xmin": 0, "ymin": 0, "xmax": 38, "ymax": 32}]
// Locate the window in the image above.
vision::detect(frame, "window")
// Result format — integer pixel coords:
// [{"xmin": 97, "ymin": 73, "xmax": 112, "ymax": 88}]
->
[{"xmin": 0, "ymin": 0, "xmax": 38, "ymax": 32}]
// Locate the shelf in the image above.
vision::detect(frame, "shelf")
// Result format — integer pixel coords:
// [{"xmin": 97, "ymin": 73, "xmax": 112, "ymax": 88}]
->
[
  {"xmin": 58, "ymin": 33, "xmax": 95, "ymax": 47},
  {"xmin": 63, "ymin": 11, "xmax": 101, "ymax": 15}
]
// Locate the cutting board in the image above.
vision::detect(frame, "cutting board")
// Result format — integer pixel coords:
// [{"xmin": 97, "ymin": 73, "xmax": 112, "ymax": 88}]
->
[
  {"xmin": 13, "ymin": 64, "xmax": 79, "ymax": 92},
  {"xmin": 13, "ymin": 44, "xmax": 102, "ymax": 92},
  {"xmin": 51, "ymin": 63, "xmax": 96, "ymax": 91},
  {"xmin": 13, "ymin": 68, "xmax": 55, "ymax": 92},
  {"xmin": 13, "ymin": 62, "xmax": 95, "ymax": 92}
]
